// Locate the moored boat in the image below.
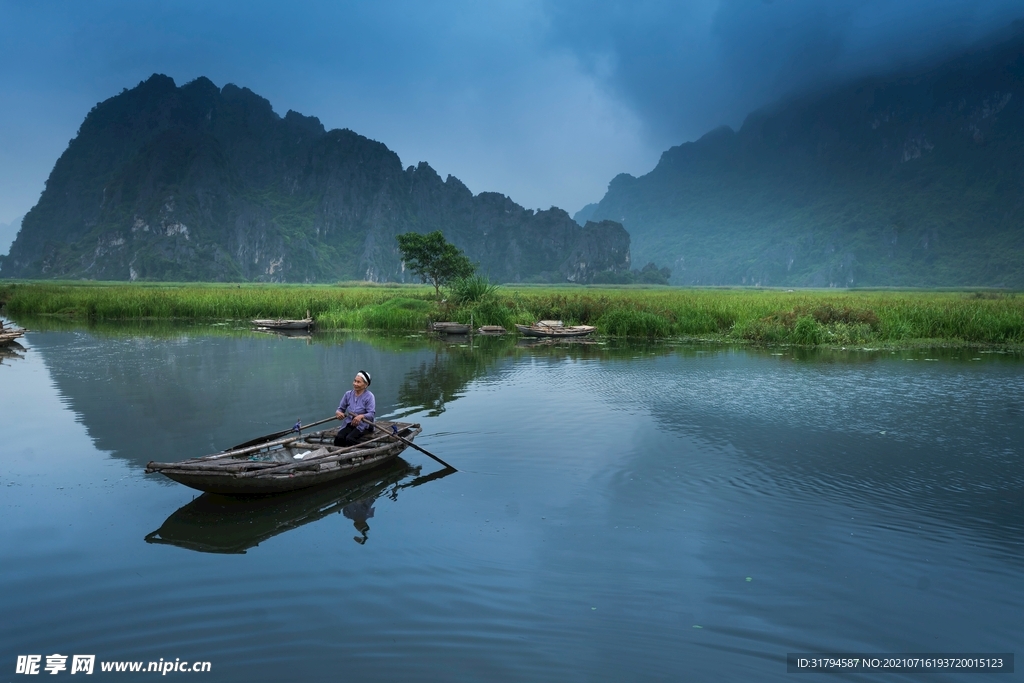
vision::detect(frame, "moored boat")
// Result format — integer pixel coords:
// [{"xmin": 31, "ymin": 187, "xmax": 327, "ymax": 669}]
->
[
  {"xmin": 252, "ymin": 309, "xmax": 314, "ymax": 330},
  {"xmin": 0, "ymin": 320, "xmax": 27, "ymax": 346},
  {"xmin": 145, "ymin": 420, "xmax": 421, "ymax": 495},
  {"xmin": 515, "ymin": 321, "xmax": 596, "ymax": 338},
  {"xmin": 251, "ymin": 317, "xmax": 314, "ymax": 330},
  {"xmin": 431, "ymin": 322, "xmax": 470, "ymax": 334},
  {"xmin": 477, "ymin": 325, "xmax": 507, "ymax": 335}
]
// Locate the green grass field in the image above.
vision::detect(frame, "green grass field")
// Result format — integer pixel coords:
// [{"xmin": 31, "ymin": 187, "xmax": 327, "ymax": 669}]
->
[{"xmin": 2, "ymin": 281, "xmax": 1022, "ymax": 346}]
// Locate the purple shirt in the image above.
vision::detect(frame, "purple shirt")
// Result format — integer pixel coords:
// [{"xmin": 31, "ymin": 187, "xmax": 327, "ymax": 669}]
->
[{"xmin": 338, "ymin": 389, "xmax": 376, "ymax": 432}]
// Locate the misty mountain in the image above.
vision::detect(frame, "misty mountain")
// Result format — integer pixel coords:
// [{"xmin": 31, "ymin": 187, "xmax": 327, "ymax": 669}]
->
[
  {"xmin": 0, "ymin": 216, "xmax": 21, "ymax": 256},
  {"xmin": 579, "ymin": 25, "xmax": 1024, "ymax": 287},
  {"xmin": 0, "ymin": 76, "xmax": 629, "ymax": 283}
]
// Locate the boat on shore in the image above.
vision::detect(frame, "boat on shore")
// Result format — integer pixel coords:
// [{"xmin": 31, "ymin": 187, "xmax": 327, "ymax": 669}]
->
[
  {"xmin": 431, "ymin": 322, "xmax": 470, "ymax": 334},
  {"xmin": 515, "ymin": 320, "xmax": 596, "ymax": 338},
  {"xmin": 146, "ymin": 420, "xmax": 421, "ymax": 495}
]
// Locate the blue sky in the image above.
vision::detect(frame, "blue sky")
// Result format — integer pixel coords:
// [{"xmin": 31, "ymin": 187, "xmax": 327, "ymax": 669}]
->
[{"xmin": 1, "ymin": 0, "xmax": 1022, "ymax": 234}]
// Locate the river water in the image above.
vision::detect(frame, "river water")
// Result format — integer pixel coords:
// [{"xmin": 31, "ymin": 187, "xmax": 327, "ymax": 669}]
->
[{"xmin": 1, "ymin": 321, "xmax": 1021, "ymax": 682}]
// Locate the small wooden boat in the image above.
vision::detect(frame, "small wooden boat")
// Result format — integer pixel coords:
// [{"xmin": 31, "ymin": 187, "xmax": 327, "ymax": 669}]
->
[
  {"xmin": 0, "ymin": 320, "xmax": 27, "ymax": 346},
  {"xmin": 145, "ymin": 420, "xmax": 421, "ymax": 495},
  {"xmin": 145, "ymin": 460, "xmax": 419, "ymax": 553},
  {"xmin": 252, "ymin": 317, "xmax": 314, "ymax": 330},
  {"xmin": 431, "ymin": 322, "xmax": 470, "ymax": 334},
  {"xmin": 477, "ymin": 325, "xmax": 507, "ymax": 335},
  {"xmin": 144, "ymin": 460, "xmax": 457, "ymax": 554},
  {"xmin": 515, "ymin": 321, "xmax": 596, "ymax": 338},
  {"xmin": 252, "ymin": 309, "xmax": 313, "ymax": 330}
]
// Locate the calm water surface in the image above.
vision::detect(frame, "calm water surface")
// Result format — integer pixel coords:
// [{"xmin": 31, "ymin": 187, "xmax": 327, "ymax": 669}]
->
[{"xmin": 1, "ymin": 322, "xmax": 1022, "ymax": 682}]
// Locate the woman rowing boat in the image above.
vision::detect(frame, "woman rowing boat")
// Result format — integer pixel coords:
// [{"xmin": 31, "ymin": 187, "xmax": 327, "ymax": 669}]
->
[{"xmin": 334, "ymin": 370, "xmax": 375, "ymax": 446}]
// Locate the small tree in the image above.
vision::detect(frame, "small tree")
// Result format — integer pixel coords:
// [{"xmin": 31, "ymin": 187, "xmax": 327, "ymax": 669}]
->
[{"xmin": 396, "ymin": 230, "xmax": 475, "ymax": 298}]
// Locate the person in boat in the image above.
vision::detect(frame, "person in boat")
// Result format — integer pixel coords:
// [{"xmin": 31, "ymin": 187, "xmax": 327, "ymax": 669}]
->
[{"xmin": 334, "ymin": 370, "xmax": 376, "ymax": 446}]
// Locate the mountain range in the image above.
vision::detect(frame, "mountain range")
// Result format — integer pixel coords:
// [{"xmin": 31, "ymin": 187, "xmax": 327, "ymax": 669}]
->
[
  {"xmin": 6, "ymin": 24, "xmax": 1024, "ymax": 288},
  {"xmin": 0, "ymin": 75, "xmax": 629, "ymax": 283},
  {"xmin": 577, "ymin": 23, "xmax": 1024, "ymax": 288}
]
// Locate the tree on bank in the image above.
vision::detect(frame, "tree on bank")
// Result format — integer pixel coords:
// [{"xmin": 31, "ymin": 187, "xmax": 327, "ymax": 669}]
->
[{"xmin": 396, "ymin": 231, "xmax": 475, "ymax": 298}]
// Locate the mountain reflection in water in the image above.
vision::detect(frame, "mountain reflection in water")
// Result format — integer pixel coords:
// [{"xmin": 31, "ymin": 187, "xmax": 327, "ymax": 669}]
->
[
  {"xmin": 3, "ymin": 322, "xmax": 1023, "ymax": 682},
  {"xmin": 145, "ymin": 459, "xmax": 456, "ymax": 554}
]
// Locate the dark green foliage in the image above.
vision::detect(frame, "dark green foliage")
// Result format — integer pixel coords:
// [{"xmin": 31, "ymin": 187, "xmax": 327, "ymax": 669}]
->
[
  {"xmin": 396, "ymin": 231, "xmax": 475, "ymax": 298},
  {"xmin": 446, "ymin": 274, "xmax": 498, "ymax": 304},
  {"xmin": 792, "ymin": 316, "xmax": 826, "ymax": 345},
  {"xmin": 591, "ymin": 262, "xmax": 672, "ymax": 285},
  {"xmin": 635, "ymin": 263, "xmax": 672, "ymax": 285}
]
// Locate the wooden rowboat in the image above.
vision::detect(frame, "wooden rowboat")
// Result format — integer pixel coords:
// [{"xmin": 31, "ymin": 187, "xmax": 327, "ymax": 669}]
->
[
  {"xmin": 251, "ymin": 317, "xmax": 314, "ymax": 330},
  {"xmin": 145, "ymin": 421, "xmax": 421, "ymax": 495},
  {"xmin": 431, "ymin": 322, "xmax": 470, "ymax": 334},
  {"xmin": 145, "ymin": 458, "xmax": 456, "ymax": 553},
  {"xmin": 515, "ymin": 322, "xmax": 596, "ymax": 338},
  {"xmin": 0, "ymin": 320, "xmax": 27, "ymax": 346},
  {"xmin": 145, "ymin": 459, "xmax": 420, "ymax": 553}
]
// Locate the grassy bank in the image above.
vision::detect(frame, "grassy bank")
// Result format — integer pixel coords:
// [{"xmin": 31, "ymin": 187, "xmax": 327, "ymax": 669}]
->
[{"xmin": 2, "ymin": 281, "xmax": 1022, "ymax": 346}]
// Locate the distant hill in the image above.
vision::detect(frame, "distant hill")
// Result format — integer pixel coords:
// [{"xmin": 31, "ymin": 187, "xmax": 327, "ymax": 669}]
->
[
  {"xmin": 0, "ymin": 75, "xmax": 629, "ymax": 283},
  {"xmin": 583, "ymin": 24, "xmax": 1024, "ymax": 287},
  {"xmin": 573, "ymin": 203, "xmax": 599, "ymax": 227},
  {"xmin": 0, "ymin": 216, "xmax": 20, "ymax": 256}
]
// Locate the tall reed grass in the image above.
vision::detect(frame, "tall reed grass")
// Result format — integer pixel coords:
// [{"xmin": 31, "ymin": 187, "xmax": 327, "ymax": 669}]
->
[{"xmin": 2, "ymin": 282, "xmax": 1022, "ymax": 345}]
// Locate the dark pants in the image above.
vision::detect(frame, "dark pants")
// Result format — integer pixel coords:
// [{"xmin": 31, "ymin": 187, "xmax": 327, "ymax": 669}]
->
[{"xmin": 334, "ymin": 424, "xmax": 371, "ymax": 447}]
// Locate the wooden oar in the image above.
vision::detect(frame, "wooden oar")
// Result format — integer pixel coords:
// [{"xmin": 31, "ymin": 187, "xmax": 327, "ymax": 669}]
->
[
  {"xmin": 227, "ymin": 416, "xmax": 338, "ymax": 451},
  {"xmin": 344, "ymin": 412, "xmax": 456, "ymax": 471}
]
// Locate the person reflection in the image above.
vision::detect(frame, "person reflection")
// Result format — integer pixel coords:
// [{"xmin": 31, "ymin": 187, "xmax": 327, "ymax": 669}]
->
[{"xmin": 343, "ymin": 497, "xmax": 376, "ymax": 544}]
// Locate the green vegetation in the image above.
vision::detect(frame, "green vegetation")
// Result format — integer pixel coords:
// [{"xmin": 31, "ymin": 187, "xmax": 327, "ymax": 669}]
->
[
  {"xmin": 591, "ymin": 262, "xmax": 672, "ymax": 286},
  {"xmin": 396, "ymin": 230, "xmax": 476, "ymax": 298},
  {"xmin": 0, "ymin": 281, "xmax": 440, "ymax": 332},
  {"xmin": 2, "ymin": 282, "xmax": 1022, "ymax": 347},
  {"xmin": 446, "ymin": 274, "xmax": 498, "ymax": 305}
]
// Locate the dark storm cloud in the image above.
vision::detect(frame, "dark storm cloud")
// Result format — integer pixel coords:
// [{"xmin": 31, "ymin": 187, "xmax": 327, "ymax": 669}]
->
[
  {"xmin": 1, "ymin": 0, "xmax": 1023, "ymax": 224},
  {"xmin": 0, "ymin": 0, "xmax": 649, "ymax": 217},
  {"xmin": 545, "ymin": 0, "xmax": 1024, "ymax": 144}
]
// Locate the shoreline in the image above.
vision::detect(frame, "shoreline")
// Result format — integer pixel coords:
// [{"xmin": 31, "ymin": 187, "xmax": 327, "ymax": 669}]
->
[{"xmin": 2, "ymin": 281, "xmax": 1022, "ymax": 348}]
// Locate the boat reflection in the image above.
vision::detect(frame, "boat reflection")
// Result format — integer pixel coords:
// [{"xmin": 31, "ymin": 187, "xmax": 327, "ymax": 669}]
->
[
  {"xmin": 0, "ymin": 341, "xmax": 26, "ymax": 365},
  {"xmin": 145, "ymin": 458, "xmax": 456, "ymax": 554},
  {"xmin": 252, "ymin": 328, "xmax": 313, "ymax": 342},
  {"xmin": 515, "ymin": 337, "xmax": 598, "ymax": 348}
]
